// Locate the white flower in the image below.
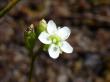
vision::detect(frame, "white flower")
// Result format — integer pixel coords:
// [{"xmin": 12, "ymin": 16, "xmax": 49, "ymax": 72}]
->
[{"xmin": 38, "ymin": 20, "xmax": 73, "ymax": 59}]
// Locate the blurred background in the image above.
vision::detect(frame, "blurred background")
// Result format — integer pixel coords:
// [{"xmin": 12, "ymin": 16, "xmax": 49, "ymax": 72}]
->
[{"xmin": 0, "ymin": 0, "xmax": 110, "ymax": 82}]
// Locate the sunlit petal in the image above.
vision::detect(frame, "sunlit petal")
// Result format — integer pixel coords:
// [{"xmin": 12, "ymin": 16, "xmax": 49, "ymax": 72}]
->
[
  {"xmin": 61, "ymin": 41, "xmax": 73, "ymax": 53},
  {"xmin": 38, "ymin": 31, "xmax": 51, "ymax": 44},
  {"xmin": 48, "ymin": 44, "xmax": 60, "ymax": 59},
  {"xmin": 57, "ymin": 26, "xmax": 71, "ymax": 40},
  {"xmin": 47, "ymin": 20, "xmax": 57, "ymax": 34}
]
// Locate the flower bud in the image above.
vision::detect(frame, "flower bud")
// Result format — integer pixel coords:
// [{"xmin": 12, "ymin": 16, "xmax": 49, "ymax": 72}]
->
[
  {"xmin": 24, "ymin": 24, "xmax": 36, "ymax": 51},
  {"xmin": 35, "ymin": 19, "xmax": 47, "ymax": 37}
]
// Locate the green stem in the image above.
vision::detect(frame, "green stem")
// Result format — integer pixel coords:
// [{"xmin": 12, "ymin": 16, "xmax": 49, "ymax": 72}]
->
[
  {"xmin": 0, "ymin": 0, "xmax": 21, "ymax": 18},
  {"xmin": 28, "ymin": 51, "xmax": 36, "ymax": 82},
  {"xmin": 28, "ymin": 47, "xmax": 42, "ymax": 82}
]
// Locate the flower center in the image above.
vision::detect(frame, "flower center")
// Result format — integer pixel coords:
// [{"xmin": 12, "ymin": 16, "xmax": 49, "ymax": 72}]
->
[{"xmin": 49, "ymin": 35, "xmax": 62, "ymax": 46}]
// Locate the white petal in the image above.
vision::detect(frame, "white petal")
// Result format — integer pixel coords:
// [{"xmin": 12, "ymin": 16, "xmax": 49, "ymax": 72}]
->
[
  {"xmin": 47, "ymin": 20, "xmax": 57, "ymax": 34},
  {"xmin": 48, "ymin": 44, "xmax": 60, "ymax": 59},
  {"xmin": 57, "ymin": 26, "xmax": 71, "ymax": 40},
  {"xmin": 38, "ymin": 31, "xmax": 51, "ymax": 44},
  {"xmin": 61, "ymin": 41, "xmax": 73, "ymax": 53},
  {"xmin": 58, "ymin": 27, "xmax": 61, "ymax": 30}
]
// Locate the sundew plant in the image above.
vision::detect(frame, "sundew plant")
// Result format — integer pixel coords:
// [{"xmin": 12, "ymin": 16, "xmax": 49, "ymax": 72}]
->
[{"xmin": 25, "ymin": 19, "xmax": 73, "ymax": 82}]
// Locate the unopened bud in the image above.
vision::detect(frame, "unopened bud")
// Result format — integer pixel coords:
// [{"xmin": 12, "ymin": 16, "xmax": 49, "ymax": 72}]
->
[
  {"xmin": 24, "ymin": 24, "xmax": 36, "ymax": 51},
  {"xmin": 35, "ymin": 19, "xmax": 47, "ymax": 37}
]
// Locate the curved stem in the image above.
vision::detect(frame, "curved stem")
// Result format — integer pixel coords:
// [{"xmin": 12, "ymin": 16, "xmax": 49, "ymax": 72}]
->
[{"xmin": 0, "ymin": 0, "xmax": 21, "ymax": 18}]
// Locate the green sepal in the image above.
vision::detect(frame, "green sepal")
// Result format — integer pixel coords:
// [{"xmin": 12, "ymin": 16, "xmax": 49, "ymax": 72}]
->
[{"xmin": 43, "ymin": 44, "xmax": 50, "ymax": 51}]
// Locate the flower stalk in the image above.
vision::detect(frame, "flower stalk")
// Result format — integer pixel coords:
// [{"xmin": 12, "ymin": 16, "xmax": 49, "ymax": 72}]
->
[
  {"xmin": 25, "ymin": 23, "xmax": 43, "ymax": 82},
  {"xmin": 28, "ymin": 50, "xmax": 34, "ymax": 82},
  {"xmin": 28, "ymin": 47, "xmax": 42, "ymax": 82}
]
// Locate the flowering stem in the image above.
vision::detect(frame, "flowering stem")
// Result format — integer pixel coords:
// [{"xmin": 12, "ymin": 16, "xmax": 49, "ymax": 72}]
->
[
  {"xmin": 28, "ymin": 47, "xmax": 42, "ymax": 82},
  {"xmin": 28, "ymin": 51, "xmax": 36, "ymax": 82},
  {"xmin": 0, "ymin": 0, "xmax": 21, "ymax": 18}
]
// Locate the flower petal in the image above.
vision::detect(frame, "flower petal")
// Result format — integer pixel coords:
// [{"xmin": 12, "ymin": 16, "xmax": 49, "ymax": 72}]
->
[
  {"xmin": 38, "ymin": 31, "xmax": 51, "ymax": 44},
  {"xmin": 57, "ymin": 26, "xmax": 71, "ymax": 40},
  {"xmin": 61, "ymin": 41, "xmax": 73, "ymax": 53},
  {"xmin": 48, "ymin": 44, "xmax": 60, "ymax": 59},
  {"xmin": 47, "ymin": 20, "xmax": 57, "ymax": 34}
]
